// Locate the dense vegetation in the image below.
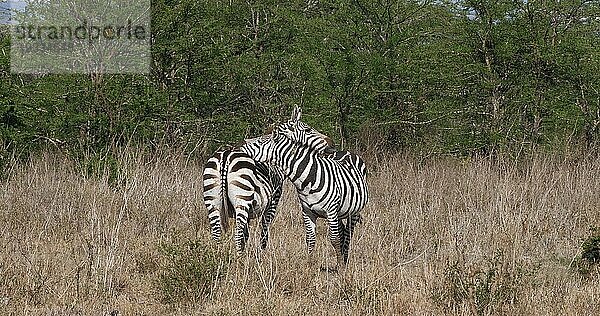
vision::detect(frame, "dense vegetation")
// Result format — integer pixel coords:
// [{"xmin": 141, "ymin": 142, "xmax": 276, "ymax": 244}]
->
[{"xmin": 1, "ymin": 0, "xmax": 599, "ymax": 165}]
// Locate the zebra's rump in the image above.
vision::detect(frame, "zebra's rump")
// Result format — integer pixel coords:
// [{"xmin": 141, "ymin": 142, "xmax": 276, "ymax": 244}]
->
[
  {"xmin": 204, "ymin": 149, "xmax": 283, "ymax": 221},
  {"xmin": 295, "ymin": 156, "xmax": 368, "ymax": 219},
  {"xmin": 204, "ymin": 146, "xmax": 285, "ymax": 251}
]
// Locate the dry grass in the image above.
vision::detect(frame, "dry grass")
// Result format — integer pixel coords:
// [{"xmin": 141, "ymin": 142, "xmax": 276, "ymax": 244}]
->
[{"xmin": 1, "ymin": 151, "xmax": 599, "ymax": 315}]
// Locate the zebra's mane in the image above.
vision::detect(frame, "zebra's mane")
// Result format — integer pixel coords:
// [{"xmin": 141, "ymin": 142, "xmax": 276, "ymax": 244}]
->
[
  {"xmin": 264, "ymin": 125, "xmax": 275, "ymax": 135},
  {"xmin": 279, "ymin": 129, "xmax": 335, "ymax": 155}
]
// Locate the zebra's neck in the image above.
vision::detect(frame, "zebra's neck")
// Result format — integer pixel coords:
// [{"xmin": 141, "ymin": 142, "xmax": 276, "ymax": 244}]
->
[{"xmin": 276, "ymin": 140, "xmax": 321, "ymax": 190}]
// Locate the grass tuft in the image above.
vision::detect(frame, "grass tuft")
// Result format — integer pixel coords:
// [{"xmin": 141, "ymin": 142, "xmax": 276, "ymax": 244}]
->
[
  {"xmin": 157, "ymin": 240, "xmax": 230, "ymax": 306},
  {"xmin": 433, "ymin": 250, "xmax": 540, "ymax": 315}
]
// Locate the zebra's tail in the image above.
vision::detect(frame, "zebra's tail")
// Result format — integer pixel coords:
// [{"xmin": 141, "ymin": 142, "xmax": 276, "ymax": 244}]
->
[{"xmin": 219, "ymin": 151, "xmax": 230, "ymax": 234}]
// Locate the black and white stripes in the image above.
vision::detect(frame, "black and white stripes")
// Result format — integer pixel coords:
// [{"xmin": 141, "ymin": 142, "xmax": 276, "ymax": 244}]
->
[
  {"xmin": 203, "ymin": 148, "xmax": 283, "ymax": 253},
  {"xmin": 241, "ymin": 107, "xmax": 369, "ymax": 266},
  {"xmin": 204, "ymin": 107, "xmax": 368, "ymax": 267}
]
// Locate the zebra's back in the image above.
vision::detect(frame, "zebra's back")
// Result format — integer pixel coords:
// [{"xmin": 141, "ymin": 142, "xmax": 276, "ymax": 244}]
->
[{"xmin": 325, "ymin": 150, "xmax": 367, "ymax": 179}]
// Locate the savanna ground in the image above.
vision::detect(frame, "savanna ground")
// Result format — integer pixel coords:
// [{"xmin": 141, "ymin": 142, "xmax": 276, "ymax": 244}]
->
[{"xmin": 1, "ymin": 151, "xmax": 599, "ymax": 315}]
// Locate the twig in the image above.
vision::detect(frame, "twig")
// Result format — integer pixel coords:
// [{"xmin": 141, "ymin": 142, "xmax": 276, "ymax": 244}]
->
[{"xmin": 368, "ymin": 245, "xmax": 431, "ymax": 288}]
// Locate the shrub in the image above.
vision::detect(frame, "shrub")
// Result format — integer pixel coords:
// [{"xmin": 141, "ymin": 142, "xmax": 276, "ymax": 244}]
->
[{"xmin": 575, "ymin": 227, "xmax": 600, "ymax": 277}]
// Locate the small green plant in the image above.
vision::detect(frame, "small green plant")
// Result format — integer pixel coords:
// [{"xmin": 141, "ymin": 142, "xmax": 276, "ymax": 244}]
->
[
  {"xmin": 575, "ymin": 227, "xmax": 600, "ymax": 276},
  {"xmin": 84, "ymin": 152, "xmax": 121, "ymax": 185},
  {"xmin": 156, "ymin": 240, "xmax": 229, "ymax": 306}
]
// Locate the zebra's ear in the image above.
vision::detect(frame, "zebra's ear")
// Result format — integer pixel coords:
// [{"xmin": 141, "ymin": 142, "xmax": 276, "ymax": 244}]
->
[{"xmin": 290, "ymin": 105, "xmax": 302, "ymax": 123}]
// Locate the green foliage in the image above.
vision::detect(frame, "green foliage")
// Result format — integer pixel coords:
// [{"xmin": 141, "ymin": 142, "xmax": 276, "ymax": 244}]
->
[
  {"xmin": 575, "ymin": 227, "xmax": 600, "ymax": 276},
  {"xmin": 82, "ymin": 151, "xmax": 121, "ymax": 185},
  {"xmin": 1, "ymin": 0, "xmax": 599, "ymax": 163},
  {"xmin": 156, "ymin": 239, "xmax": 230, "ymax": 306},
  {"xmin": 433, "ymin": 250, "xmax": 539, "ymax": 315}
]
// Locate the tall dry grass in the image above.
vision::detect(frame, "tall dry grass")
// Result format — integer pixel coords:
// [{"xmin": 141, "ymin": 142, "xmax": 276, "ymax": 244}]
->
[{"xmin": 0, "ymin": 151, "xmax": 599, "ymax": 315}]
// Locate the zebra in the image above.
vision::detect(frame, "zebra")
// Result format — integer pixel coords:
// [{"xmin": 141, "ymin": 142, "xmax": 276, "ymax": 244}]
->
[
  {"xmin": 241, "ymin": 107, "xmax": 368, "ymax": 267},
  {"xmin": 203, "ymin": 147, "xmax": 284, "ymax": 253}
]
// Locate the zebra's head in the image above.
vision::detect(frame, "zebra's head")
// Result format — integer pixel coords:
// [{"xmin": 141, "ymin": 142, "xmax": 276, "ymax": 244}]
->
[
  {"xmin": 240, "ymin": 134, "xmax": 274, "ymax": 163},
  {"xmin": 273, "ymin": 106, "xmax": 335, "ymax": 153}
]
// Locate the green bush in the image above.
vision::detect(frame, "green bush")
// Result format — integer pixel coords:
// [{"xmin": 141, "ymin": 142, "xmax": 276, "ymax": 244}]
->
[
  {"xmin": 575, "ymin": 227, "xmax": 600, "ymax": 277},
  {"xmin": 156, "ymin": 240, "xmax": 230, "ymax": 306}
]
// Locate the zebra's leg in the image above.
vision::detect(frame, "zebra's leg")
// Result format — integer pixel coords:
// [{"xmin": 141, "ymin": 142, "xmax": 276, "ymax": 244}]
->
[
  {"xmin": 260, "ymin": 204, "xmax": 277, "ymax": 250},
  {"xmin": 234, "ymin": 205, "xmax": 250, "ymax": 253},
  {"xmin": 338, "ymin": 219, "xmax": 348, "ymax": 263},
  {"xmin": 207, "ymin": 205, "xmax": 223, "ymax": 242},
  {"xmin": 302, "ymin": 208, "xmax": 318, "ymax": 253},
  {"xmin": 341, "ymin": 213, "xmax": 361, "ymax": 264},
  {"xmin": 325, "ymin": 206, "xmax": 344, "ymax": 268},
  {"xmin": 260, "ymin": 186, "xmax": 282, "ymax": 249}
]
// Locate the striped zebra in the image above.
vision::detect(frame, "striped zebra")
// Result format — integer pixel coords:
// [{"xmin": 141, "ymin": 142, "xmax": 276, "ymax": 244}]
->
[
  {"xmin": 241, "ymin": 107, "xmax": 368, "ymax": 266},
  {"xmin": 203, "ymin": 147, "xmax": 284, "ymax": 253}
]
